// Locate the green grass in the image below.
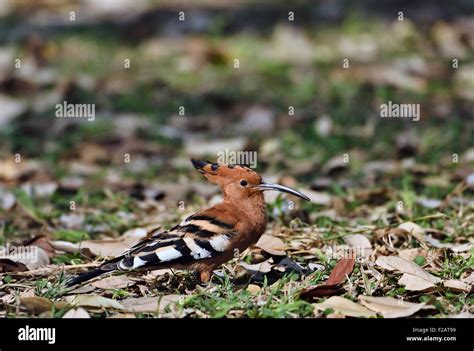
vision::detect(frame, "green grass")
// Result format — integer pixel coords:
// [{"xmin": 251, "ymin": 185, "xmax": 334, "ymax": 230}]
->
[{"xmin": 182, "ymin": 273, "xmax": 314, "ymax": 318}]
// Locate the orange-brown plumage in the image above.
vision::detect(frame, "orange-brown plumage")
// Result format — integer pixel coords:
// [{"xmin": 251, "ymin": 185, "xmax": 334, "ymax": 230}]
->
[{"xmin": 66, "ymin": 159, "xmax": 309, "ymax": 286}]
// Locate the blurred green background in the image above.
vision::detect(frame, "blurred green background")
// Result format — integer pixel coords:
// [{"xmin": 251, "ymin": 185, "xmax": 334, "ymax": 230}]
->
[{"xmin": 0, "ymin": 0, "xmax": 473, "ymax": 222}]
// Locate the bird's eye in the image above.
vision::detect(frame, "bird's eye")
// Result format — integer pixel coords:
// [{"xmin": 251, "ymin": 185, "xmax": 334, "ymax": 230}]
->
[{"xmin": 240, "ymin": 180, "xmax": 248, "ymax": 187}]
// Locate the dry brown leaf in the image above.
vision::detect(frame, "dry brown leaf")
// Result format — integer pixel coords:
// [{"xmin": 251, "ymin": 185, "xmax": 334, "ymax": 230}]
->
[
  {"xmin": 300, "ymin": 189, "xmax": 332, "ymax": 205},
  {"xmin": 23, "ymin": 235, "xmax": 56, "ymax": 258},
  {"xmin": 2, "ymin": 246, "xmax": 49, "ymax": 270},
  {"xmin": 344, "ymin": 234, "xmax": 372, "ymax": 258},
  {"xmin": 49, "ymin": 240, "xmax": 94, "ymax": 258},
  {"xmin": 91, "ymin": 275, "xmax": 136, "ymax": 290},
  {"xmin": 300, "ymin": 258, "xmax": 355, "ymax": 300},
  {"xmin": 246, "ymin": 284, "xmax": 261, "ymax": 293},
  {"xmin": 375, "ymin": 256, "xmax": 437, "ymax": 280},
  {"xmin": 19, "ymin": 289, "xmax": 35, "ymax": 298},
  {"xmin": 375, "ymin": 227, "xmax": 410, "ymax": 247},
  {"xmin": 51, "ymin": 227, "xmax": 147, "ymax": 257},
  {"xmin": 462, "ymin": 272, "xmax": 474, "ymax": 284},
  {"xmin": 1, "ymin": 293, "xmax": 15, "ymax": 304},
  {"xmin": 424, "ymin": 235, "xmax": 473, "ymax": 252},
  {"xmin": 358, "ymin": 295, "xmax": 433, "ymax": 318},
  {"xmin": 239, "ymin": 259, "xmax": 273, "ymax": 274},
  {"xmin": 70, "ymin": 295, "xmax": 124, "ymax": 310},
  {"xmin": 398, "ymin": 222, "xmax": 425, "ymax": 240},
  {"xmin": 20, "ymin": 296, "xmax": 54, "ymax": 315},
  {"xmin": 375, "ymin": 256, "xmax": 440, "ymax": 291},
  {"xmin": 398, "ymin": 248, "xmax": 427, "ymax": 262},
  {"xmin": 313, "ymin": 296, "xmax": 376, "ymax": 318},
  {"xmin": 443, "ymin": 279, "xmax": 471, "ymax": 293},
  {"xmin": 0, "ymin": 258, "xmax": 28, "ymax": 272},
  {"xmin": 120, "ymin": 295, "xmax": 182, "ymax": 313},
  {"xmin": 62, "ymin": 307, "xmax": 90, "ymax": 318},
  {"xmin": 120, "ymin": 297, "xmax": 159, "ymax": 313},
  {"xmin": 0, "ymin": 158, "xmax": 40, "ymax": 181},
  {"xmin": 255, "ymin": 234, "xmax": 287, "ymax": 256},
  {"xmin": 399, "ymin": 273, "xmax": 436, "ymax": 291},
  {"xmin": 79, "ymin": 240, "xmax": 133, "ymax": 257},
  {"xmin": 326, "ymin": 258, "xmax": 355, "ymax": 285},
  {"xmin": 299, "ymin": 284, "xmax": 344, "ymax": 299}
]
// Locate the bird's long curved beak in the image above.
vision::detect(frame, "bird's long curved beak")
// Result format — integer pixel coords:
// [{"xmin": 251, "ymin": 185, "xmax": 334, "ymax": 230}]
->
[{"xmin": 256, "ymin": 181, "xmax": 310, "ymax": 201}]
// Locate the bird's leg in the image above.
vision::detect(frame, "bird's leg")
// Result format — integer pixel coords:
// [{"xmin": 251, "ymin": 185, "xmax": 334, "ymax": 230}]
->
[{"xmin": 199, "ymin": 269, "xmax": 212, "ymax": 283}]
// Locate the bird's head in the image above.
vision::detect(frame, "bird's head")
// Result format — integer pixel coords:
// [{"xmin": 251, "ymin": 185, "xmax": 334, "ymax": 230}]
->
[{"xmin": 191, "ymin": 159, "xmax": 310, "ymax": 202}]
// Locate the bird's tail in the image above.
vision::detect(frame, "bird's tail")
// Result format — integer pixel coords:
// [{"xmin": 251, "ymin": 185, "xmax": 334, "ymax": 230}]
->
[{"xmin": 65, "ymin": 267, "xmax": 111, "ymax": 287}]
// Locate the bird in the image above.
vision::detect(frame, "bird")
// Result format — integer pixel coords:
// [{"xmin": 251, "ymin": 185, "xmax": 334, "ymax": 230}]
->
[{"xmin": 65, "ymin": 159, "xmax": 310, "ymax": 286}]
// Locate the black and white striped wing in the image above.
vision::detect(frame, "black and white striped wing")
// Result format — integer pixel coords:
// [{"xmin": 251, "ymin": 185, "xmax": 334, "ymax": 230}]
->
[{"xmin": 115, "ymin": 214, "xmax": 237, "ymax": 270}]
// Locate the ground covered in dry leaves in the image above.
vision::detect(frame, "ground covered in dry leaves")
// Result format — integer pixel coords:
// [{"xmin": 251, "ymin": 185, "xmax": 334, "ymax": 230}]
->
[
  {"xmin": 0, "ymin": 1, "xmax": 473, "ymax": 318},
  {"xmin": 1, "ymin": 151, "xmax": 472, "ymax": 318}
]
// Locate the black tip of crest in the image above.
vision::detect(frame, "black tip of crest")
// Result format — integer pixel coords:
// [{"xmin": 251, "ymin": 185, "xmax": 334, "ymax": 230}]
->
[{"xmin": 191, "ymin": 159, "xmax": 208, "ymax": 170}]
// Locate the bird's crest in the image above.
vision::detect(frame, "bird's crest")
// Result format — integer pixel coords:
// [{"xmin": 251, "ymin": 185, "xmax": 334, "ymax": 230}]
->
[{"xmin": 191, "ymin": 159, "xmax": 261, "ymax": 186}]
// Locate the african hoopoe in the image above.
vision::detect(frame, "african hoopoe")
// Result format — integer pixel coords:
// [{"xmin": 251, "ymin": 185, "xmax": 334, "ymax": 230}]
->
[{"xmin": 66, "ymin": 159, "xmax": 309, "ymax": 286}]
